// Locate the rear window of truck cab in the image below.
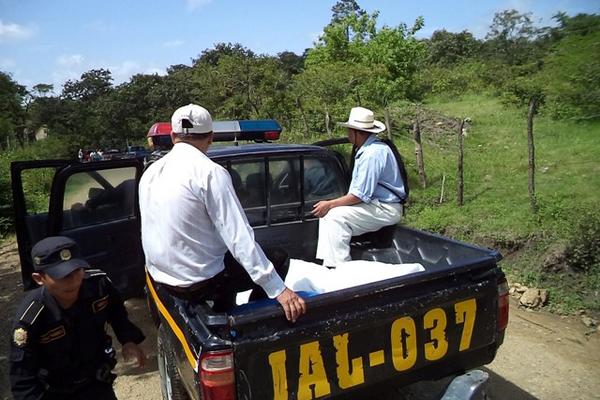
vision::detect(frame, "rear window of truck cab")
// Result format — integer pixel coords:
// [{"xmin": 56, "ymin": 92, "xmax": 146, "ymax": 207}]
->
[{"xmin": 221, "ymin": 154, "xmax": 346, "ymax": 226}]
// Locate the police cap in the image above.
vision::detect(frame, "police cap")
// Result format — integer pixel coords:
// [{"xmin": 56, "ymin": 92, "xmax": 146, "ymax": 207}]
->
[{"xmin": 31, "ymin": 236, "xmax": 90, "ymax": 279}]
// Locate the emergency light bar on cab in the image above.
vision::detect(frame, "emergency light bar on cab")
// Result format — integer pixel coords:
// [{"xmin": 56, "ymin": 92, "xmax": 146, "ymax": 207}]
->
[{"xmin": 146, "ymin": 119, "xmax": 282, "ymax": 150}]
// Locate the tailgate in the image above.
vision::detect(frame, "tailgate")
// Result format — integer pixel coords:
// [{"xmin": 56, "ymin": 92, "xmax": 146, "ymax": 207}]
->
[{"xmin": 231, "ymin": 273, "xmax": 499, "ymax": 399}]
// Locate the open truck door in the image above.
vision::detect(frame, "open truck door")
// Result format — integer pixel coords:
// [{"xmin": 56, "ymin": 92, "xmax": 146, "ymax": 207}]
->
[{"xmin": 11, "ymin": 158, "xmax": 145, "ymax": 298}]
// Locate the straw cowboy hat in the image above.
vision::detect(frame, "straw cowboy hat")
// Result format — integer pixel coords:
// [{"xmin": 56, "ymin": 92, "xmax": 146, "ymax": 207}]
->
[{"xmin": 339, "ymin": 106, "xmax": 386, "ymax": 134}]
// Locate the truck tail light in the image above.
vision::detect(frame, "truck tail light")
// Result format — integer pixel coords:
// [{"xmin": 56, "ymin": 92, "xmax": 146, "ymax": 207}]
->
[
  {"xmin": 199, "ymin": 350, "xmax": 236, "ymax": 400},
  {"xmin": 497, "ymin": 278, "xmax": 509, "ymax": 331},
  {"xmin": 264, "ymin": 131, "xmax": 280, "ymax": 140}
]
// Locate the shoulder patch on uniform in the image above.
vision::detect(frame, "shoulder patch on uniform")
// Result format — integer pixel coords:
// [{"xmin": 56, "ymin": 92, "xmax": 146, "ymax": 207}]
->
[
  {"xmin": 85, "ymin": 268, "xmax": 107, "ymax": 278},
  {"xmin": 92, "ymin": 295, "xmax": 110, "ymax": 313},
  {"xmin": 39, "ymin": 325, "xmax": 66, "ymax": 344},
  {"xmin": 19, "ymin": 300, "xmax": 44, "ymax": 326},
  {"xmin": 13, "ymin": 327, "xmax": 28, "ymax": 347}
]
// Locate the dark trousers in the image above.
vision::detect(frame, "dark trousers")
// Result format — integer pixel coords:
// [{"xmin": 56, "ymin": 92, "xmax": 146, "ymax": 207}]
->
[
  {"xmin": 45, "ymin": 381, "xmax": 117, "ymax": 400},
  {"xmin": 159, "ymin": 248, "xmax": 289, "ymax": 311}
]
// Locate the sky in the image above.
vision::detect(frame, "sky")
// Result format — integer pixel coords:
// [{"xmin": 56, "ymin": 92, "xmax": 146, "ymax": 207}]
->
[{"xmin": 1, "ymin": 0, "xmax": 598, "ymax": 92}]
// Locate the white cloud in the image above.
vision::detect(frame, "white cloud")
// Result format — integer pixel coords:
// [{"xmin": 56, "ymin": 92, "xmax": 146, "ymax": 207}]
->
[
  {"xmin": 186, "ymin": 0, "xmax": 212, "ymax": 11},
  {"xmin": 48, "ymin": 55, "xmax": 167, "ymax": 91},
  {"xmin": 85, "ymin": 20, "xmax": 115, "ymax": 33},
  {"xmin": 57, "ymin": 54, "xmax": 85, "ymax": 67},
  {"xmin": 109, "ymin": 61, "xmax": 166, "ymax": 84},
  {"xmin": 0, "ymin": 57, "xmax": 16, "ymax": 69},
  {"xmin": 163, "ymin": 39, "xmax": 184, "ymax": 48},
  {"xmin": 52, "ymin": 55, "xmax": 89, "ymax": 89},
  {"xmin": 0, "ymin": 20, "xmax": 34, "ymax": 42}
]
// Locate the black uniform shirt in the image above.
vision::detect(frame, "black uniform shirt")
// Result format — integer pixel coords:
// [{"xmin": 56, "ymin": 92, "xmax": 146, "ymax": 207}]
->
[{"xmin": 9, "ymin": 269, "xmax": 145, "ymax": 400}]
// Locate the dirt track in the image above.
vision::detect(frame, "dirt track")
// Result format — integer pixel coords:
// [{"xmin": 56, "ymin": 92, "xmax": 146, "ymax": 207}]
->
[{"xmin": 1, "ymin": 239, "xmax": 599, "ymax": 400}]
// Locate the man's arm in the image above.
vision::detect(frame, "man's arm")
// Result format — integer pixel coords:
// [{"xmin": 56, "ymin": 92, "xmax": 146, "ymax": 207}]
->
[
  {"xmin": 205, "ymin": 168, "xmax": 306, "ymax": 321},
  {"xmin": 311, "ymin": 193, "xmax": 362, "ymax": 218},
  {"xmin": 102, "ymin": 277, "xmax": 146, "ymax": 367}
]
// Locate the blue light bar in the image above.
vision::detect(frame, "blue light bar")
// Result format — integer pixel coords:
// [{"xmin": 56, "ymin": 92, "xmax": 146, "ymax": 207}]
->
[{"xmin": 212, "ymin": 120, "xmax": 281, "ymax": 142}]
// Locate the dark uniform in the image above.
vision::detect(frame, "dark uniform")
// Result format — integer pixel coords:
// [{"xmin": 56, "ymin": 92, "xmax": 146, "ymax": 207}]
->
[{"xmin": 9, "ymin": 252, "xmax": 145, "ymax": 400}]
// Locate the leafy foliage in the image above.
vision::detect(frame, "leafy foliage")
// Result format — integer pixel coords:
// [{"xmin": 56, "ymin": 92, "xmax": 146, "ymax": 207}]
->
[{"xmin": 426, "ymin": 30, "xmax": 481, "ymax": 66}]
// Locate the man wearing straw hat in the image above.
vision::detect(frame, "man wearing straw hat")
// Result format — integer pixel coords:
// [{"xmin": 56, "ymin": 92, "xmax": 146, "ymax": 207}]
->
[{"xmin": 312, "ymin": 106, "xmax": 406, "ymax": 267}]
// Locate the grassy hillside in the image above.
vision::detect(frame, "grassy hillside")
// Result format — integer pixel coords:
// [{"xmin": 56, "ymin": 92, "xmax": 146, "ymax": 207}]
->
[{"xmin": 393, "ymin": 94, "xmax": 600, "ymax": 313}]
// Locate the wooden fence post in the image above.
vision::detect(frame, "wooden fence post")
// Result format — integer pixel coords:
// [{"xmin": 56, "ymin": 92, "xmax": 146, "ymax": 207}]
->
[
  {"xmin": 296, "ymin": 97, "xmax": 310, "ymax": 138},
  {"xmin": 440, "ymin": 174, "xmax": 446, "ymax": 204},
  {"xmin": 527, "ymin": 97, "xmax": 538, "ymax": 213},
  {"xmin": 384, "ymin": 108, "xmax": 392, "ymax": 141},
  {"xmin": 457, "ymin": 119, "xmax": 466, "ymax": 207},
  {"xmin": 413, "ymin": 118, "xmax": 427, "ymax": 188}
]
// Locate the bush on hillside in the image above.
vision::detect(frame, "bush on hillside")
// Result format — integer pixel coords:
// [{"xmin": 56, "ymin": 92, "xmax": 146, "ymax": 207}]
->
[{"xmin": 418, "ymin": 61, "xmax": 488, "ymax": 98}]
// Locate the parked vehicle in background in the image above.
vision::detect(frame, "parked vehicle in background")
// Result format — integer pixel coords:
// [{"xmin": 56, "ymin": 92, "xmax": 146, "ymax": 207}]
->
[
  {"xmin": 125, "ymin": 145, "xmax": 149, "ymax": 160},
  {"xmin": 102, "ymin": 149, "xmax": 123, "ymax": 160}
]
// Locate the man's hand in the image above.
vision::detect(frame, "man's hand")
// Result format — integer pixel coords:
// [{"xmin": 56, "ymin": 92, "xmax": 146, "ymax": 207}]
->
[
  {"xmin": 276, "ymin": 288, "xmax": 307, "ymax": 322},
  {"xmin": 122, "ymin": 342, "xmax": 146, "ymax": 368},
  {"xmin": 312, "ymin": 200, "xmax": 333, "ymax": 218}
]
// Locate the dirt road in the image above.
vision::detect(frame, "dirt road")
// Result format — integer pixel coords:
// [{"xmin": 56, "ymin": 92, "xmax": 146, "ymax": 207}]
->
[{"xmin": 1, "ymin": 239, "xmax": 599, "ymax": 400}]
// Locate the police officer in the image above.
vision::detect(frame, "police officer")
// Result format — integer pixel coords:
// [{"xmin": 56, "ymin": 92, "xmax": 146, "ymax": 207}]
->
[{"xmin": 9, "ymin": 236, "xmax": 146, "ymax": 400}]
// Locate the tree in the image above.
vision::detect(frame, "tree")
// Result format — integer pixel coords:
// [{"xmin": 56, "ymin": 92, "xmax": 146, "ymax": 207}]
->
[
  {"xmin": 427, "ymin": 30, "xmax": 481, "ymax": 65},
  {"xmin": 306, "ymin": 10, "xmax": 426, "ymax": 105},
  {"xmin": 277, "ymin": 51, "xmax": 305, "ymax": 77},
  {"xmin": 484, "ymin": 9, "xmax": 542, "ymax": 65},
  {"xmin": 292, "ymin": 62, "xmax": 369, "ymax": 136},
  {"xmin": 331, "ymin": 0, "xmax": 365, "ymax": 24},
  {"xmin": 540, "ymin": 15, "xmax": 600, "ymax": 119},
  {"xmin": 62, "ymin": 69, "xmax": 114, "ymax": 101},
  {"xmin": 32, "ymin": 83, "xmax": 54, "ymax": 97},
  {"xmin": 550, "ymin": 12, "xmax": 600, "ymax": 41},
  {"xmin": 0, "ymin": 71, "xmax": 27, "ymax": 148},
  {"xmin": 193, "ymin": 42, "xmax": 255, "ymax": 66}
]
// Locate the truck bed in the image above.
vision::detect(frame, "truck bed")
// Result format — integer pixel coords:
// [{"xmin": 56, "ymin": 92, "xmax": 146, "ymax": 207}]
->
[{"xmin": 184, "ymin": 225, "xmax": 504, "ymax": 399}]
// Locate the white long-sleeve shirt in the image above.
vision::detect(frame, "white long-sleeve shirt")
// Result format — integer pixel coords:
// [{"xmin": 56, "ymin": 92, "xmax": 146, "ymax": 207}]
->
[{"xmin": 138, "ymin": 142, "xmax": 285, "ymax": 298}]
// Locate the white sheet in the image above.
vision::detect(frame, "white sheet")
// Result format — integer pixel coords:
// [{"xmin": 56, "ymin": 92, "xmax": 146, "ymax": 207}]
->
[{"xmin": 236, "ymin": 259, "xmax": 425, "ymax": 305}]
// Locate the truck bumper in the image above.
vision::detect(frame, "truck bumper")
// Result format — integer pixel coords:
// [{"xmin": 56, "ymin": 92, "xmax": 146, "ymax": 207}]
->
[{"xmin": 440, "ymin": 370, "xmax": 489, "ymax": 400}]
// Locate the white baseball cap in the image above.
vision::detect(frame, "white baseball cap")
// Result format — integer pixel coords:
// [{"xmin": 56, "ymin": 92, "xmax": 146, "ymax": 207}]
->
[
  {"xmin": 171, "ymin": 104, "xmax": 213, "ymax": 135},
  {"xmin": 339, "ymin": 106, "xmax": 386, "ymax": 134}
]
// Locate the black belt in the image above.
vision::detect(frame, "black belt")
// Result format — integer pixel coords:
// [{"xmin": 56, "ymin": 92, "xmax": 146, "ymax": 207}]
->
[{"xmin": 155, "ymin": 275, "xmax": 221, "ymax": 301}]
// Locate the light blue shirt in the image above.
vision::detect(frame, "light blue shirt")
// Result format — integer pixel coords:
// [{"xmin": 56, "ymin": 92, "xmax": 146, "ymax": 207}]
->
[{"xmin": 348, "ymin": 135, "xmax": 406, "ymax": 203}]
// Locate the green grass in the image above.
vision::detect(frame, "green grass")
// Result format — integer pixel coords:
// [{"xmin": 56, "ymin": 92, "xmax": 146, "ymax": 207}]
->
[{"xmin": 391, "ymin": 94, "xmax": 600, "ymax": 313}]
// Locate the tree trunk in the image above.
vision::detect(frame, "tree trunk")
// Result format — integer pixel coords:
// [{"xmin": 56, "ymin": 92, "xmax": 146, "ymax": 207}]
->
[
  {"xmin": 457, "ymin": 119, "xmax": 465, "ymax": 207},
  {"xmin": 384, "ymin": 108, "xmax": 392, "ymax": 140},
  {"xmin": 527, "ymin": 97, "xmax": 538, "ymax": 213},
  {"xmin": 325, "ymin": 109, "xmax": 332, "ymax": 137},
  {"xmin": 296, "ymin": 97, "xmax": 310, "ymax": 138},
  {"xmin": 413, "ymin": 119, "xmax": 427, "ymax": 188}
]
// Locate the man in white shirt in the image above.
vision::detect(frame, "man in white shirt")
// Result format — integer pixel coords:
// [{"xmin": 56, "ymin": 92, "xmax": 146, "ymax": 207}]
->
[{"xmin": 139, "ymin": 104, "xmax": 306, "ymax": 322}]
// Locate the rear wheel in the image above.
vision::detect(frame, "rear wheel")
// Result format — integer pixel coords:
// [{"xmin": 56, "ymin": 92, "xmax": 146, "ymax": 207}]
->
[{"xmin": 157, "ymin": 324, "xmax": 189, "ymax": 400}]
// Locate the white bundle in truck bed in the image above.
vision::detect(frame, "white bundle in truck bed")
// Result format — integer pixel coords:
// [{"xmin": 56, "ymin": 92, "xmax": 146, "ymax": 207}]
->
[
  {"xmin": 284, "ymin": 259, "xmax": 425, "ymax": 293},
  {"xmin": 236, "ymin": 259, "xmax": 425, "ymax": 305}
]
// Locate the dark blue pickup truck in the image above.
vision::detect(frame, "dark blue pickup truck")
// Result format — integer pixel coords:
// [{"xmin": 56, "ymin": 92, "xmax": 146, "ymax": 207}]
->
[{"xmin": 11, "ymin": 120, "xmax": 507, "ymax": 400}]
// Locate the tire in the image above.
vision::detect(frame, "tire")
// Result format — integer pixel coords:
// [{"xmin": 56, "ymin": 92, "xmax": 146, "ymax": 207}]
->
[{"xmin": 157, "ymin": 324, "xmax": 190, "ymax": 400}]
